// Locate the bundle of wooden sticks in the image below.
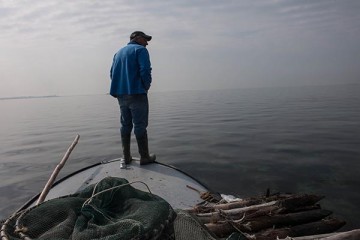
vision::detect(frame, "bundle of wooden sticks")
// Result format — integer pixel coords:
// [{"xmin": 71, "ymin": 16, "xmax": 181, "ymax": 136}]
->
[{"xmin": 185, "ymin": 193, "xmax": 350, "ymax": 240}]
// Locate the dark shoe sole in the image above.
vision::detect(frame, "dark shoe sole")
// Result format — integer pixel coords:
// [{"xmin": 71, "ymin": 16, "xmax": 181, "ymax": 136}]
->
[{"xmin": 140, "ymin": 159, "xmax": 156, "ymax": 165}]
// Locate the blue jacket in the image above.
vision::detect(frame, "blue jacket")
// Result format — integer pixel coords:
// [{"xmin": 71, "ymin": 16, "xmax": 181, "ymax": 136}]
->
[{"xmin": 110, "ymin": 41, "xmax": 152, "ymax": 97}]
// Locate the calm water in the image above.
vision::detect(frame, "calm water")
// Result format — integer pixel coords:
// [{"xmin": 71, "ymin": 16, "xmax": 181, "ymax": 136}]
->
[{"xmin": 1, "ymin": 84, "xmax": 359, "ymax": 230}]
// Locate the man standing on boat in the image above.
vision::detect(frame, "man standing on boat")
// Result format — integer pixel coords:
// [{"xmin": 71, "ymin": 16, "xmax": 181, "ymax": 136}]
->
[{"xmin": 110, "ymin": 31, "xmax": 156, "ymax": 166}]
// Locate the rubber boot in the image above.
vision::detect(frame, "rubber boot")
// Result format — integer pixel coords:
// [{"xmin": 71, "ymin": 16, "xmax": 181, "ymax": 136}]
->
[
  {"xmin": 136, "ymin": 133, "xmax": 156, "ymax": 165},
  {"xmin": 121, "ymin": 134, "xmax": 132, "ymax": 164}
]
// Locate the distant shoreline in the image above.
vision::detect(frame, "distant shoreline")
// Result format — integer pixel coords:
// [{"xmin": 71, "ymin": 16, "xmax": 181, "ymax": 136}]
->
[
  {"xmin": 1, "ymin": 83, "xmax": 358, "ymax": 100},
  {"xmin": 0, "ymin": 95, "xmax": 58, "ymax": 100}
]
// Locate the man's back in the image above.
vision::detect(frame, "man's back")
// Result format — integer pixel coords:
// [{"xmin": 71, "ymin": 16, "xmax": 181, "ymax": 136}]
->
[{"xmin": 110, "ymin": 42, "xmax": 152, "ymax": 97}]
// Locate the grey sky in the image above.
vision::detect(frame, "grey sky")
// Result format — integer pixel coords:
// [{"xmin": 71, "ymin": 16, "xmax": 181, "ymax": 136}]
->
[{"xmin": 1, "ymin": 0, "xmax": 359, "ymax": 97}]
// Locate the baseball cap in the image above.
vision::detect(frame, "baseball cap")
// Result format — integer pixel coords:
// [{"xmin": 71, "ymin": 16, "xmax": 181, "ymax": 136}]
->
[{"xmin": 130, "ymin": 31, "xmax": 152, "ymax": 41}]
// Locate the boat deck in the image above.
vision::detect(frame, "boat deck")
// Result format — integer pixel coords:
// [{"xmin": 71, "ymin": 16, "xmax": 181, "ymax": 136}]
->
[{"xmin": 39, "ymin": 159, "xmax": 208, "ymax": 210}]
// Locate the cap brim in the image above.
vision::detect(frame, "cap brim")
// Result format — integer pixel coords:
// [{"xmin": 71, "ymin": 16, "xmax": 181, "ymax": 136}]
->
[{"xmin": 143, "ymin": 35, "xmax": 152, "ymax": 41}]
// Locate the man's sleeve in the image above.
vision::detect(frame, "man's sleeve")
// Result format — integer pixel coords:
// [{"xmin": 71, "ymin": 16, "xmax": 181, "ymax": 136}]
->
[
  {"xmin": 138, "ymin": 48, "xmax": 152, "ymax": 90},
  {"xmin": 110, "ymin": 55, "xmax": 115, "ymax": 80}
]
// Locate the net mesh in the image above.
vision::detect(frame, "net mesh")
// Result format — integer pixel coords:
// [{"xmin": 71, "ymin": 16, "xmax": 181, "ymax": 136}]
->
[
  {"xmin": 173, "ymin": 210, "xmax": 246, "ymax": 240},
  {"xmin": 1, "ymin": 177, "xmax": 176, "ymax": 240},
  {"xmin": 173, "ymin": 210, "xmax": 217, "ymax": 240}
]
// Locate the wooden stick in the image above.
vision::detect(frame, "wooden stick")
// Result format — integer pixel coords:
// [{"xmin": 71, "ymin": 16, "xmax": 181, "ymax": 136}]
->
[
  {"xmin": 255, "ymin": 218, "xmax": 346, "ymax": 240},
  {"xmin": 204, "ymin": 209, "xmax": 333, "ymax": 236},
  {"xmin": 243, "ymin": 209, "xmax": 333, "ymax": 232},
  {"xmin": 198, "ymin": 205, "xmax": 279, "ymax": 224},
  {"xmin": 187, "ymin": 193, "xmax": 322, "ymax": 214},
  {"xmin": 36, "ymin": 134, "xmax": 80, "ymax": 205},
  {"xmin": 285, "ymin": 229, "xmax": 360, "ymax": 240},
  {"xmin": 197, "ymin": 201, "xmax": 278, "ymax": 219},
  {"xmin": 210, "ymin": 194, "xmax": 291, "ymax": 211},
  {"xmin": 205, "ymin": 221, "xmax": 247, "ymax": 238}
]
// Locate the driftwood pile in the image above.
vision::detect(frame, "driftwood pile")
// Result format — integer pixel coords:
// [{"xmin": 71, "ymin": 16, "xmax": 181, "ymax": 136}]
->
[{"xmin": 186, "ymin": 193, "xmax": 347, "ymax": 240}]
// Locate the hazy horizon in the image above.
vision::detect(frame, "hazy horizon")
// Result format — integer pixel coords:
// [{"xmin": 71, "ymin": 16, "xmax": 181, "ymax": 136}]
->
[
  {"xmin": 1, "ymin": 1, "xmax": 360, "ymax": 98},
  {"xmin": 1, "ymin": 81, "xmax": 359, "ymax": 100}
]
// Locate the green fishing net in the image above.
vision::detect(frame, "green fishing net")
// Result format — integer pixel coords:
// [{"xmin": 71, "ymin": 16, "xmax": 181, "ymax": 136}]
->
[{"xmin": 1, "ymin": 177, "xmax": 176, "ymax": 240}]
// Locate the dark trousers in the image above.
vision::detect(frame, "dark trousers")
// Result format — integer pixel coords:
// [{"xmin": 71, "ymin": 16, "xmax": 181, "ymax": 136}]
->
[{"xmin": 117, "ymin": 94, "xmax": 149, "ymax": 138}]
